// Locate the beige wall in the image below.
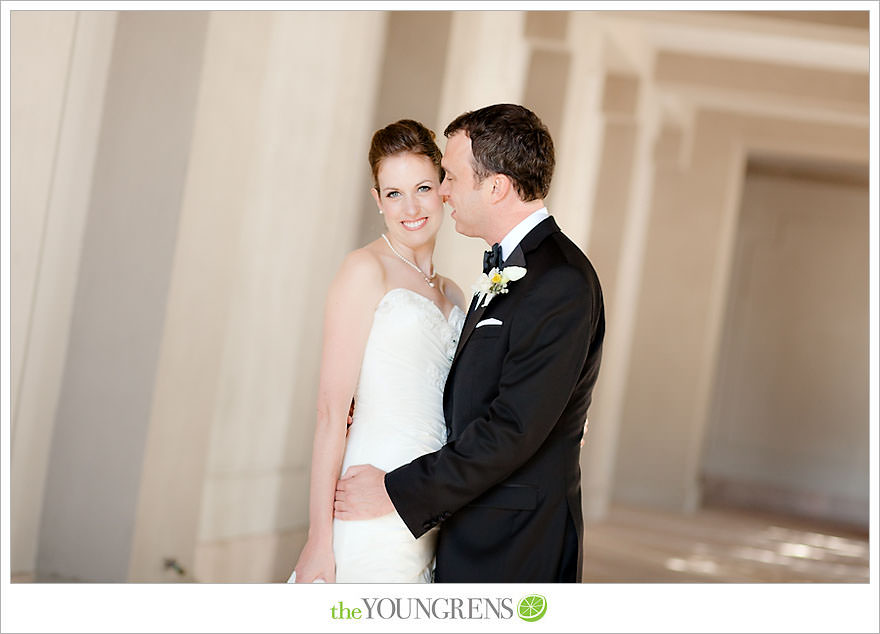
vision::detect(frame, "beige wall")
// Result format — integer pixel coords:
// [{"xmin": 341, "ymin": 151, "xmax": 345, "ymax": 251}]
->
[
  {"xmin": 36, "ymin": 11, "xmax": 209, "ymax": 581},
  {"xmin": 702, "ymin": 164, "xmax": 868, "ymax": 524},
  {"xmin": 9, "ymin": 9, "xmax": 870, "ymax": 581},
  {"xmin": 10, "ymin": 10, "xmax": 116, "ymax": 576}
]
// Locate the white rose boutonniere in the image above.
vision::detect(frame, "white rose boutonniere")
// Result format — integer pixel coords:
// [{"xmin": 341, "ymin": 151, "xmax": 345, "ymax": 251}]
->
[{"xmin": 472, "ymin": 266, "xmax": 527, "ymax": 308}]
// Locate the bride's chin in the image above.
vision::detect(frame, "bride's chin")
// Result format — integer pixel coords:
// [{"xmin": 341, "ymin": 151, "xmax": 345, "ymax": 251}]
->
[{"xmin": 392, "ymin": 223, "xmax": 439, "ymax": 242}]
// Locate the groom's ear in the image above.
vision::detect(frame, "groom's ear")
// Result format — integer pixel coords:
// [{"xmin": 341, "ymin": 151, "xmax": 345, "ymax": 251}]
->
[{"xmin": 488, "ymin": 174, "xmax": 513, "ymax": 203}]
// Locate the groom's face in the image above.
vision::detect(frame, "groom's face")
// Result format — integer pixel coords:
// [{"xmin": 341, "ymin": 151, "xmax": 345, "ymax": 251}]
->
[{"xmin": 439, "ymin": 132, "xmax": 491, "ymax": 240}]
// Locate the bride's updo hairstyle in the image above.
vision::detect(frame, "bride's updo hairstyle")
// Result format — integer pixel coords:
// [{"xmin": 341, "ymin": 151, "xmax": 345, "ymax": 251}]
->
[{"xmin": 368, "ymin": 119, "xmax": 444, "ymax": 190}]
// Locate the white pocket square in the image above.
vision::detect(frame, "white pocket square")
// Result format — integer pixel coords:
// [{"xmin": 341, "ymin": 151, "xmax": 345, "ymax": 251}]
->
[{"xmin": 475, "ymin": 318, "xmax": 503, "ymax": 328}]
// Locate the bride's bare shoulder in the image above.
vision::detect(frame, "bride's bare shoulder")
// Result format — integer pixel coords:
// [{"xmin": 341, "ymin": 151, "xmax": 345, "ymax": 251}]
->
[
  {"xmin": 332, "ymin": 243, "xmax": 386, "ymax": 295},
  {"xmin": 440, "ymin": 276, "xmax": 467, "ymax": 311}
]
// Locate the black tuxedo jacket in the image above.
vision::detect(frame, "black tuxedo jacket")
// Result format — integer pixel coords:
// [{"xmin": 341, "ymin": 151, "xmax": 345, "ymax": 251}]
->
[{"xmin": 385, "ymin": 217, "xmax": 605, "ymax": 582}]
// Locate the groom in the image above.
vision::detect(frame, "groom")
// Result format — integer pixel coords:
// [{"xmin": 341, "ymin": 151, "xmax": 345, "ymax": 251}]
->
[{"xmin": 334, "ymin": 104, "xmax": 605, "ymax": 582}]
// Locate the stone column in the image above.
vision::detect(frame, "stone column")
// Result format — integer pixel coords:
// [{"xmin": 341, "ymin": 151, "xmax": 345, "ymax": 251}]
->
[
  {"xmin": 36, "ymin": 11, "xmax": 208, "ymax": 581},
  {"xmin": 582, "ymin": 67, "xmax": 661, "ymax": 521},
  {"xmin": 10, "ymin": 10, "xmax": 116, "ymax": 577},
  {"xmin": 128, "ymin": 11, "xmax": 387, "ymax": 582}
]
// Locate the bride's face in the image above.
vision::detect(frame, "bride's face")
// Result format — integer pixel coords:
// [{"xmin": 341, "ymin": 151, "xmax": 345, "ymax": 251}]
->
[{"xmin": 371, "ymin": 152, "xmax": 443, "ymax": 246}]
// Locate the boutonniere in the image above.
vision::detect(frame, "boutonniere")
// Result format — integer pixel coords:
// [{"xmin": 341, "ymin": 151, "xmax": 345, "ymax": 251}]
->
[{"xmin": 472, "ymin": 266, "xmax": 527, "ymax": 308}]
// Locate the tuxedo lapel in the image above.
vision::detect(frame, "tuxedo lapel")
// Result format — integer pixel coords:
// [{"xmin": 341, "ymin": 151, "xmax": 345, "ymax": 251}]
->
[
  {"xmin": 517, "ymin": 215, "xmax": 559, "ymax": 255},
  {"xmin": 503, "ymin": 244, "xmax": 526, "ymax": 268},
  {"xmin": 453, "ymin": 294, "xmax": 491, "ymax": 361},
  {"xmin": 449, "ymin": 217, "xmax": 560, "ymax": 369}
]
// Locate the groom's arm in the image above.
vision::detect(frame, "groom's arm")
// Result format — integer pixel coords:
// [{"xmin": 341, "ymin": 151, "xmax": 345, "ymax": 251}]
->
[{"xmin": 385, "ymin": 264, "xmax": 599, "ymax": 539}]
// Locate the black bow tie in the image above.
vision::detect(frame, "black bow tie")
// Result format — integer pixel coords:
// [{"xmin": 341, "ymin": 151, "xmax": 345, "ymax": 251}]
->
[{"xmin": 483, "ymin": 243, "xmax": 502, "ymax": 274}]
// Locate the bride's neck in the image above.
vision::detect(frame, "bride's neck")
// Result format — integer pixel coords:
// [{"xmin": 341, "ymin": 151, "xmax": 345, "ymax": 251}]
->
[{"xmin": 387, "ymin": 235, "xmax": 435, "ymax": 274}]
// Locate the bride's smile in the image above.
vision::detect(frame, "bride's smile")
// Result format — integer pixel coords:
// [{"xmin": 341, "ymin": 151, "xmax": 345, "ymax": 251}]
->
[{"xmin": 402, "ymin": 217, "xmax": 428, "ymax": 231}]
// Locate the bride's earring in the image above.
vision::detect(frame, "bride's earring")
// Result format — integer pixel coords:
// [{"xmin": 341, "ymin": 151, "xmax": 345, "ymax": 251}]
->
[{"xmin": 378, "ymin": 209, "xmax": 383, "ymax": 215}]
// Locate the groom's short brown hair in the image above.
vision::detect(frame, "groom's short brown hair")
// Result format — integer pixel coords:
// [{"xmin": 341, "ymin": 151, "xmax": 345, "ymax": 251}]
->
[{"xmin": 444, "ymin": 104, "xmax": 554, "ymax": 202}]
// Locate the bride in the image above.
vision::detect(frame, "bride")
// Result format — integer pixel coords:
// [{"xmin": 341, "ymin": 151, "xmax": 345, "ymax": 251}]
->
[{"xmin": 289, "ymin": 119, "xmax": 466, "ymax": 583}]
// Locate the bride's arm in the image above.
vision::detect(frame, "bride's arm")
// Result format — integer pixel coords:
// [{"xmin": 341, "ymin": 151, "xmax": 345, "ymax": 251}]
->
[{"xmin": 293, "ymin": 249, "xmax": 384, "ymax": 583}]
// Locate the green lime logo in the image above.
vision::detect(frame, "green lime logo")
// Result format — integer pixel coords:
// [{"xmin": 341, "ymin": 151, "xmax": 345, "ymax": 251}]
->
[{"xmin": 517, "ymin": 594, "xmax": 547, "ymax": 622}]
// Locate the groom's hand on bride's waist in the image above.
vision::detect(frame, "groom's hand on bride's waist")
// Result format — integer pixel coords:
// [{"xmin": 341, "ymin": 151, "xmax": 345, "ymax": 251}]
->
[{"xmin": 334, "ymin": 464, "xmax": 394, "ymax": 520}]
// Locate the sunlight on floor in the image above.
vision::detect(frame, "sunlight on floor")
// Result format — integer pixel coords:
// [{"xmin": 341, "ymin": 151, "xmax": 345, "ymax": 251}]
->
[{"xmin": 583, "ymin": 505, "xmax": 869, "ymax": 583}]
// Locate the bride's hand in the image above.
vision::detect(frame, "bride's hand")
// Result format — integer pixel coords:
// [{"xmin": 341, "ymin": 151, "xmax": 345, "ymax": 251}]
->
[{"xmin": 294, "ymin": 538, "xmax": 336, "ymax": 583}]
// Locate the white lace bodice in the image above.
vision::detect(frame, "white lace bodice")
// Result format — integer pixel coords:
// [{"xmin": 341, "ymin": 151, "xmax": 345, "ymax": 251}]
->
[
  {"xmin": 288, "ymin": 287, "xmax": 465, "ymax": 583},
  {"xmin": 340, "ymin": 288, "xmax": 465, "ymax": 475}
]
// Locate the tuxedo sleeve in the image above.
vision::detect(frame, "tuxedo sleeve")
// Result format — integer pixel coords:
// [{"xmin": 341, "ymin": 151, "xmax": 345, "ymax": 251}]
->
[{"xmin": 385, "ymin": 264, "xmax": 596, "ymax": 539}]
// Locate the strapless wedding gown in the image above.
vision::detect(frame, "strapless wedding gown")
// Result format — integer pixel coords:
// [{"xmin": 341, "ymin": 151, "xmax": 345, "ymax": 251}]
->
[{"xmin": 291, "ymin": 288, "xmax": 464, "ymax": 583}]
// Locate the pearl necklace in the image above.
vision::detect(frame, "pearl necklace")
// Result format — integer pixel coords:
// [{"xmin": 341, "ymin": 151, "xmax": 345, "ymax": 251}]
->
[{"xmin": 381, "ymin": 234, "xmax": 437, "ymax": 288}]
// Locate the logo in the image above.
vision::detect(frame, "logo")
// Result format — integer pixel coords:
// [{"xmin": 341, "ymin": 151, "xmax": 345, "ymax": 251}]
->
[
  {"xmin": 328, "ymin": 594, "xmax": 548, "ymax": 622},
  {"xmin": 517, "ymin": 594, "xmax": 547, "ymax": 622},
  {"xmin": 330, "ymin": 598, "xmax": 514, "ymax": 621}
]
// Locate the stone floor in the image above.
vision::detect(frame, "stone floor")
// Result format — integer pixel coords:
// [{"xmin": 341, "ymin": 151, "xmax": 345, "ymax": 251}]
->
[
  {"xmin": 582, "ymin": 504, "xmax": 870, "ymax": 583},
  {"xmin": 12, "ymin": 504, "xmax": 870, "ymax": 584}
]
